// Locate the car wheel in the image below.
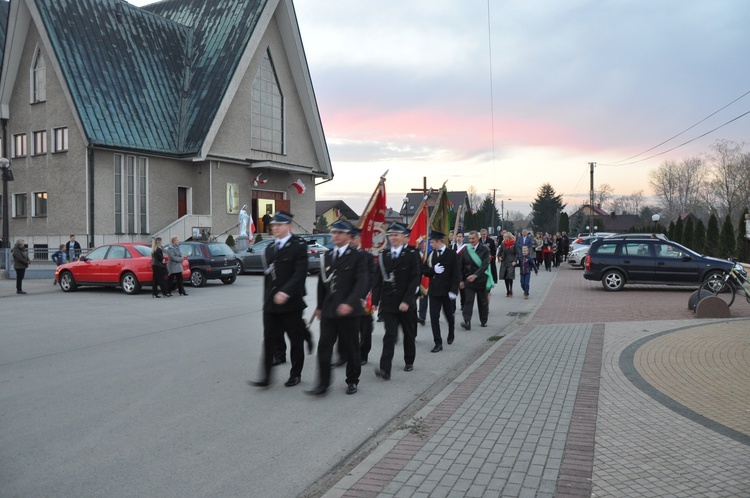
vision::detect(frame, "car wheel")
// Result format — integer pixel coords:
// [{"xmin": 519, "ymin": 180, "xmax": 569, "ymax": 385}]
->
[
  {"xmin": 120, "ymin": 271, "xmax": 142, "ymax": 295},
  {"xmin": 601, "ymin": 270, "xmax": 625, "ymax": 291},
  {"xmin": 59, "ymin": 271, "xmax": 77, "ymax": 292},
  {"xmin": 235, "ymin": 260, "xmax": 244, "ymax": 275},
  {"xmin": 191, "ymin": 269, "xmax": 206, "ymax": 287},
  {"xmin": 221, "ymin": 273, "xmax": 236, "ymax": 285}
]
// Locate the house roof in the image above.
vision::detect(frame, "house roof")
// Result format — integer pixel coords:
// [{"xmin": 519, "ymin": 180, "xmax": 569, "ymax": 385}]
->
[
  {"xmin": 315, "ymin": 200, "xmax": 358, "ymax": 220},
  {"xmin": 400, "ymin": 190, "xmax": 468, "ymax": 215},
  {"xmin": 26, "ymin": 0, "xmax": 265, "ymax": 156}
]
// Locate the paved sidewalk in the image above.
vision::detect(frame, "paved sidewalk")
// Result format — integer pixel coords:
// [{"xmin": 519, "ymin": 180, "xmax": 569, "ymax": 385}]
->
[{"xmin": 320, "ymin": 266, "xmax": 750, "ymax": 498}]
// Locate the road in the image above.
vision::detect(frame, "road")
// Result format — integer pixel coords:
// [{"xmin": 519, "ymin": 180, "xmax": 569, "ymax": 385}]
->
[{"xmin": 0, "ymin": 273, "xmax": 537, "ymax": 497}]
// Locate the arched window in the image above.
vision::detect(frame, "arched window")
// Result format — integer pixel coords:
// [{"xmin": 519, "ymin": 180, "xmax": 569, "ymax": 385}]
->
[
  {"xmin": 251, "ymin": 49, "xmax": 284, "ymax": 154},
  {"xmin": 32, "ymin": 48, "xmax": 46, "ymax": 103}
]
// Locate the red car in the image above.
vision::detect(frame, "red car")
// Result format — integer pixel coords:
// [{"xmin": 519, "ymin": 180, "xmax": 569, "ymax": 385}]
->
[{"xmin": 54, "ymin": 242, "xmax": 190, "ymax": 295}]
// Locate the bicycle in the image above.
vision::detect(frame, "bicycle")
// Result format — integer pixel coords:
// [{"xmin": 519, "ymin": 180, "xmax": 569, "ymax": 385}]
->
[{"xmin": 699, "ymin": 260, "xmax": 750, "ymax": 307}]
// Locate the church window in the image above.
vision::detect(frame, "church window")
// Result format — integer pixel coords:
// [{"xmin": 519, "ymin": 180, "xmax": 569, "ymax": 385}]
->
[{"xmin": 251, "ymin": 49, "xmax": 284, "ymax": 154}]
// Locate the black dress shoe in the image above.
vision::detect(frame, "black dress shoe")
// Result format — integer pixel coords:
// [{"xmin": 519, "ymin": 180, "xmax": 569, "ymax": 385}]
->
[
  {"xmin": 306, "ymin": 385, "xmax": 328, "ymax": 396},
  {"xmin": 17, "ymin": 290, "xmax": 27, "ymax": 295},
  {"xmin": 284, "ymin": 376, "xmax": 301, "ymax": 387},
  {"xmin": 179, "ymin": 292, "xmax": 189, "ymax": 296},
  {"xmin": 374, "ymin": 368, "xmax": 390, "ymax": 380},
  {"xmin": 416, "ymin": 317, "xmax": 426, "ymax": 325},
  {"xmin": 404, "ymin": 364, "xmax": 414, "ymax": 372},
  {"xmin": 248, "ymin": 379, "xmax": 270, "ymax": 387},
  {"xmin": 447, "ymin": 333, "xmax": 454, "ymax": 345},
  {"xmin": 346, "ymin": 383, "xmax": 358, "ymax": 395},
  {"xmin": 460, "ymin": 321, "xmax": 471, "ymax": 330},
  {"xmin": 480, "ymin": 323, "xmax": 488, "ymax": 328},
  {"xmin": 431, "ymin": 345, "xmax": 443, "ymax": 353},
  {"xmin": 152, "ymin": 294, "xmax": 161, "ymax": 298},
  {"xmin": 360, "ymin": 359, "xmax": 368, "ymax": 366},
  {"xmin": 272, "ymin": 356, "xmax": 287, "ymax": 366}
]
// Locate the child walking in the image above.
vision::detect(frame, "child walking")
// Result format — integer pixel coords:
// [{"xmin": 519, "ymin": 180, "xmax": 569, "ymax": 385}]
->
[{"xmin": 518, "ymin": 246, "xmax": 539, "ymax": 299}]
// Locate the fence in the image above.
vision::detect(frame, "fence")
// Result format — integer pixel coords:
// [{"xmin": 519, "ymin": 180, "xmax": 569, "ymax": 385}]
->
[{"xmin": 1, "ymin": 246, "xmax": 88, "ymax": 279}]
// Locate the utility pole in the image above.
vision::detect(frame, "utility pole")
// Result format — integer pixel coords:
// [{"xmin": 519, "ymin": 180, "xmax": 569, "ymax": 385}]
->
[{"xmin": 589, "ymin": 162, "xmax": 596, "ymax": 236}]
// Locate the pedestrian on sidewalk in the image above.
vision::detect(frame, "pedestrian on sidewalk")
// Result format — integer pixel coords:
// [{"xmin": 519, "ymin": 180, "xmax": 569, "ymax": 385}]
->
[
  {"xmin": 498, "ymin": 232, "xmax": 518, "ymax": 297},
  {"xmin": 372, "ymin": 222, "xmax": 420, "ymax": 380},
  {"xmin": 165, "ymin": 237, "xmax": 188, "ymax": 296},
  {"xmin": 12, "ymin": 239, "xmax": 30, "ymax": 295},
  {"xmin": 51, "ymin": 244, "xmax": 66, "ymax": 285},
  {"xmin": 459, "ymin": 230, "xmax": 492, "ymax": 329},
  {"xmin": 518, "ymin": 246, "xmax": 539, "ymax": 299},
  {"xmin": 421, "ymin": 230, "xmax": 460, "ymax": 351},
  {"xmin": 150, "ymin": 237, "xmax": 171, "ymax": 298},
  {"xmin": 309, "ymin": 220, "xmax": 368, "ymax": 396}
]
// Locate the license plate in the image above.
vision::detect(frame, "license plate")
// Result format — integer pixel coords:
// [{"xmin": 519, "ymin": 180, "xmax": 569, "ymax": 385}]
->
[{"xmin": 221, "ymin": 269, "xmax": 233, "ymax": 275}]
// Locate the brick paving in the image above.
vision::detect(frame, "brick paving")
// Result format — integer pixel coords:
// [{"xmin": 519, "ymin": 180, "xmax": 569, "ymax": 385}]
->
[{"xmin": 320, "ymin": 266, "xmax": 750, "ymax": 498}]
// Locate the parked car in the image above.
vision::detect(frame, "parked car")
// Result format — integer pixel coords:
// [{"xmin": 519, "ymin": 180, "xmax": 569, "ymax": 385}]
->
[
  {"xmin": 55, "ymin": 242, "xmax": 190, "ymax": 295},
  {"xmin": 605, "ymin": 233, "xmax": 669, "ymax": 241},
  {"xmin": 302, "ymin": 233, "xmax": 334, "ymax": 249},
  {"xmin": 234, "ymin": 239, "xmax": 328, "ymax": 274},
  {"xmin": 583, "ymin": 237, "xmax": 741, "ymax": 291},
  {"xmin": 178, "ymin": 241, "xmax": 238, "ymax": 287}
]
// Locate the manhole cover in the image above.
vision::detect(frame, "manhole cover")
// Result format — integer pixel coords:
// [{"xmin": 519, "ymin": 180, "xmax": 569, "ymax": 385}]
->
[{"xmin": 506, "ymin": 312, "xmax": 530, "ymax": 317}]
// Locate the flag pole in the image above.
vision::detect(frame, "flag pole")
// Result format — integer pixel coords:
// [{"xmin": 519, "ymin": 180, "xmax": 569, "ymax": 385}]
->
[{"xmin": 356, "ymin": 171, "xmax": 388, "ymax": 230}]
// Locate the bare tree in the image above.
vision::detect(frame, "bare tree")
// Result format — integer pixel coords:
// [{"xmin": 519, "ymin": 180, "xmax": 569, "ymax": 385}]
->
[
  {"xmin": 608, "ymin": 190, "xmax": 644, "ymax": 215},
  {"xmin": 649, "ymin": 156, "xmax": 707, "ymax": 220},
  {"xmin": 467, "ymin": 185, "xmax": 483, "ymax": 213},
  {"xmin": 707, "ymin": 139, "xmax": 747, "ymax": 221},
  {"xmin": 594, "ymin": 183, "xmax": 615, "ymax": 209}
]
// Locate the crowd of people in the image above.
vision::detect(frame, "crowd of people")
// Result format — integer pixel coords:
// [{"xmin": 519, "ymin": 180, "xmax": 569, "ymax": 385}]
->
[{"xmin": 248, "ymin": 210, "xmax": 570, "ymax": 396}]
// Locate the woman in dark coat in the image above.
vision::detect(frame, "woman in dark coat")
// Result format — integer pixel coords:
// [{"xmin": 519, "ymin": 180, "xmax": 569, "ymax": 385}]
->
[
  {"xmin": 151, "ymin": 237, "xmax": 171, "ymax": 298},
  {"xmin": 12, "ymin": 239, "xmax": 30, "ymax": 295},
  {"xmin": 497, "ymin": 233, "xmax": 518, "ymax": 297}
]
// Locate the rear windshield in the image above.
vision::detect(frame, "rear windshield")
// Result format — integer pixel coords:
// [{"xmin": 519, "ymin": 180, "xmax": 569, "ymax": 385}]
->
[
  {"xmin": 208, "ymin": 243, "xmax": 235, "ymax": 257},
  {"xmin": 134, "ymin": 245, "xmax": 152, "ymax": 257}
]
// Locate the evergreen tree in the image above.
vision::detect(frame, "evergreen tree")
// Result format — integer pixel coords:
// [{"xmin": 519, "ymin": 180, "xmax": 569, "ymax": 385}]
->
[
  {"xmin": 718, "ymin": 214, "xmax": 735, "ymax": 259},
  {"xmin": 704, "ymin": 214, "xmax": 720, "ymax": 257},
  {"xmin": 736, "ymin": 208, "xmax": 749, "ymax": 262},
  {"xmin": 673, "ymin": 216, "xmax": 684, "ymax": 245},
  {"xmin": 315, "ymin": 214, "xmax": 329, "ymax": 233},
  {"xmin": 682, "ymin": 217, "xmax": 694, "ymax": 251},
  {"xmin": 531, "ymin": 184, "xmax": 565, "ymax": 234},
  {"xmin": 692, "ymin": 219, "xmax": 706, "ymax": 255},
  {"xmin": 559, "ymin": 212, "xmax": 570, "ymax": 233},
  {"xmin": 667, "ymin": 221, "xmax": 676, "ymax": 241}
]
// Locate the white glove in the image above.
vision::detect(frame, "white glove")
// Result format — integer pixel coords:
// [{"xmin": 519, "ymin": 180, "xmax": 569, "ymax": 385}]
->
[
  {"xmin": 433, "ymin": 263, "xmax": 445, "ymax": 274},
  {"xmin": 448, "ymin": 292, "xmax": 457, "ymax": 300}
]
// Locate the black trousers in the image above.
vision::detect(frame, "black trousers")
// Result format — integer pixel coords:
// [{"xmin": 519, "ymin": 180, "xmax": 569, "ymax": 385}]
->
[
  {"xmin": 318, "ymin": 316, "xmax": 361, "ymax": 387},
  {"xmin": 379, "ymin": 310, "xmax": 416, "ymax": 375},
  {"xmin": 168, "ymin": 272, "xmax": 186, "ymax": 295},
  {"xmin": 429, "ymin": 295, "xmax": 455, "ymax": 345},
  {"xmin": 262, "ymin": 311, "xmax": 305, "ymax": 380},
  {"xmin": 462, "ymin": 286, "xmax": 489, "ymax": 326},
  {"xmin": 15, "ymin": 268, "xmax": 25, "ymax": 291},
  {"xmin": 152, "ymin": 266, "xmax": 169, "ymax": 296},
  {"xmin": 359, "ymin": 314, "xmax": 374, "ymax": 362}
]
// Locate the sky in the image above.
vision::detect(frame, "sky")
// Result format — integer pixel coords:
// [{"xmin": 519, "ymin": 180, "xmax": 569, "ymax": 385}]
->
[{"xmin": 129, "ymin": 0, "xmax": 750, "ymax": 218}]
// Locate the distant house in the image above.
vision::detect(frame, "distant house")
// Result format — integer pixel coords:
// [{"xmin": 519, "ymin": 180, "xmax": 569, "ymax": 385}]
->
[
  {"xmin": 384, "ymin": 207, "xmax": 402, "ymax": 224},
  {"xmin": 0, "ymin": 0, "xmax": 332, "ymax": 251},
  {"xmin": 400, "ymin": 190, "xmax": 469, "ymax": 226},
  {"xmin": 315, "ymin": 200, "xmax": 358, "ymax": 230},
  {"xmin": 569, "ymin": 204, "xmax": 643, "ymax": 233}
]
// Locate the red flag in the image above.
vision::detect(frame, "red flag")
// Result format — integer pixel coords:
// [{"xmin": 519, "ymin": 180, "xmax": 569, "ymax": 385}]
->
[
  {"xmin": 357, "ymin": 176, "xmax": 387, "ymax": 254},
  {"xmin": 409, "ymin": 197, "xmax": 430, "ymax": 294},
  {"xmin": 290, "ymin": 178, "xmax": 306, "ymax": 194}
]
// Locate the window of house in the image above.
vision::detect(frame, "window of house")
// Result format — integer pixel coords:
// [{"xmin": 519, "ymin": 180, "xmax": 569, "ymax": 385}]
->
[
  {"xmin": 53, "ymin": 127, "xmax": 68, "ymax": 152},
  {"xmin": 32, "ymin": 191, "xmax": 48, "ymax": 217},
  {"xmin": 114, "ymin": 154, "xmax": 148, "ymax": 234},
  {"xmin": 32, "ymin": 48, "xmax": 46, "ymax": 103},
  {"xmin": 33, "ymin": 130, "xmax": 47, "ymax": 155},
  {"xmin": 12, "ymin": 134, "xmax": 27, "ymax": 158},
  {"xmin": 251, "ymin": 48, "xmax": 284, "ymax": 154},
  {"xmin": 13, "ymin": 193, "xmax": 27, "ymax": 217}
]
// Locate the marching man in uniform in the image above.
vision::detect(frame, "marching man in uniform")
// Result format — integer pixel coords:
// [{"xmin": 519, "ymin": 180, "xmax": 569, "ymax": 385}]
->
[
  {"xmin": 249, "ymin": 211, "xmax": 309, "ymax": 388},
  {"xmin": 309, "ymin": 220, "xmax": 369, "ymax": 395},
  {"xmin": 421, "ymin": 230, "xmax": 460, "ymax": 351},
  {"xmin": 372, "ymin": 223, "xmax": 421, "ymax": 380}
]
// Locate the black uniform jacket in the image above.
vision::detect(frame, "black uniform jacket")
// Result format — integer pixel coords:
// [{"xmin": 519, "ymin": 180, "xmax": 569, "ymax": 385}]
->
[
  {"xmin": 316, "ymin": 246, "xmax": 368, "ymax": 319},
  {"xmin": 421, "ymin": 247, "xmax": 460, "ymax": 297},
  {"xmin": 480, "ymin": 236, "xmax": 497, "ymax": 263},
  {"xmin": 263, "ymin": 235, "xmax": 308, "ymax": 313},
  {"xmin": 459, "ymin": 243, "xmax": 490, "ymax": 290},
  {"xmin": 372, "ymin": 246, "xmax": 421, "ymax": 312}
]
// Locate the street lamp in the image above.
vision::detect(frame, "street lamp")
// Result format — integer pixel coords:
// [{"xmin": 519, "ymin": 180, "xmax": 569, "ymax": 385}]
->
[
  {"xmin": 651, "ymin": 214, "xmax": 661, "ymax": 233},
  {"xmin": 0, "ymin": 157, "xmax": 14, "ymax": 249}
]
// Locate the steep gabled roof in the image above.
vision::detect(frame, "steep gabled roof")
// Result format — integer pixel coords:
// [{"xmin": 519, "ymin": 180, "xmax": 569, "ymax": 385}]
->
[
  {"xmin": 315, "ymin": 200, "xmax": 358, "ymax": 219},
  {"xmin": 29, "ymin": 0, "xmax": 266, "ymax": 156},
  {"xmin": 0, "ymin": 1, "xmax": 8, "ymax": 77}
]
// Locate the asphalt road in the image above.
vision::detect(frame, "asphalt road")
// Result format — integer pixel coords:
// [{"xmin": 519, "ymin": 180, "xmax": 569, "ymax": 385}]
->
[{"xmin": 0, "ymin": 273, "xmax": 537, "ymax": 497}]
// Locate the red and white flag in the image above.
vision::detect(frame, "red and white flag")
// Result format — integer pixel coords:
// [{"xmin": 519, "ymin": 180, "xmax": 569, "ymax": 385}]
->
[
  {"xmin": 253, "ymin": 173, "xmax": 267, "ymax": 186},
  {"xmin": 291, "ymin": 178, "xmax": 306, "ymax": 194},
  {"xmin": 357, "ymin": 172, "xmax": 388, "ymax": 254},
  {"xmin": 408, "ymin": 196, "xmax": 430, "ymax": 294}
]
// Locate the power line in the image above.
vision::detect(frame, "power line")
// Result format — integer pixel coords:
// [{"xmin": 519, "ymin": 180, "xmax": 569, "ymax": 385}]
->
[
  {"xmin": 600, "ymin": 88, "xmax": 750, "ymax": 166},
  {"xmin": 605, "ymin": 109, "xmax": 750, "ymax": 166}
]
